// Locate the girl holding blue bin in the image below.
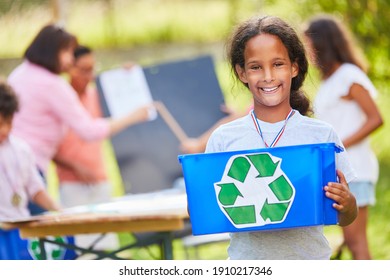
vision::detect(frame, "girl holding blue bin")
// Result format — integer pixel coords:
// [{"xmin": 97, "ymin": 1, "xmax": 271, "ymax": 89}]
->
[{"xmin": 205, "ymin": 15, "xmax": 358, "ymax": 259}]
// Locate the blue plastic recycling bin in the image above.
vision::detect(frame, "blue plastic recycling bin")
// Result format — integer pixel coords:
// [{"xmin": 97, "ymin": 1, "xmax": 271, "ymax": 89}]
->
[
  {"xmin": 0, "ymin": 228, "xmax": 77, "ymax": 260},
  {"xmin": 178, "ymin": 143, "xmax": 342, "ymax": 235}
]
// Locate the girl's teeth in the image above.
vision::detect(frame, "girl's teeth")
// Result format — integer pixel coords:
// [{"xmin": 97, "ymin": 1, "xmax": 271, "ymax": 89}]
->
[{"xmin": 262, "ymin": 86, "xmax": 278, "ymax": 92}]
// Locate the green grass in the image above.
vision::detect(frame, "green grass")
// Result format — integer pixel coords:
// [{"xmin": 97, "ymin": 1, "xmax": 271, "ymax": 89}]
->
[{"xmin": 363, "ymin": 83, "xmax": 390, "ymax": 260}]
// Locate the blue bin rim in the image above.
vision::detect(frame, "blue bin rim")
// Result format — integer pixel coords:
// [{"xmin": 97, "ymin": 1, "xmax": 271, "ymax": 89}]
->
[{"xmin": 178, "ymin": 142, "xmax": 343, "ymax": 162}]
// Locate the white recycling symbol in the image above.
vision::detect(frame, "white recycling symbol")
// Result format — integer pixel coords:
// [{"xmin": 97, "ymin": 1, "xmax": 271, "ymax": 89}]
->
[
  {"xmin": 28, "ymin": 236, "xmax": 68, "ymax": 260},
  {"xmin": 214, "ymin": 152, "xmax": 296, "ymax": 228}
]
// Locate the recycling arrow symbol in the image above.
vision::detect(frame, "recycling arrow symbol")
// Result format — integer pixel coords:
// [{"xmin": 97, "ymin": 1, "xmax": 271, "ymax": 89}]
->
[
  {"xmin": 214, "ymin": 152, "xmax": 295, "ymax": 228},
  {"xmin": 28, "ymin": 236, "xmax": 67, "ymax": 260}
]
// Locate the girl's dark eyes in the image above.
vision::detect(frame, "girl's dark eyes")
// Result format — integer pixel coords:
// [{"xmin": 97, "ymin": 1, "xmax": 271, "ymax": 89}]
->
[{"xmin": 249, "ymin": 63, "xmax": 284, "ymax": 70}]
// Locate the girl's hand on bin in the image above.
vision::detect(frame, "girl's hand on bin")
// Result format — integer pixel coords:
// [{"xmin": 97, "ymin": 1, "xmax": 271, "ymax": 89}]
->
[{"xmin": 324, "ymin": 169, "xmax": 358, "ymax": 226}]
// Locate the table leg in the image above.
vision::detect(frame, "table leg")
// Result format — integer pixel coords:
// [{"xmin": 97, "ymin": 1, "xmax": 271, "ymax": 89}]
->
[
  {"xmin": 160, "ymin": 232, "xmax": 174, "ymax": 260},
  {"xmin": 39, "ymin": 238, "xmax": 47, "ymax": 260}
]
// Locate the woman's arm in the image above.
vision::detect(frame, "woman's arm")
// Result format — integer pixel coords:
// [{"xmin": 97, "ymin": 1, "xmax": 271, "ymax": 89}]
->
[
  {"xmin": 53, "ymin": 155, "xmax": 98, "ymax": 183},
  {"xmin": 180, "ymin": 105, "xmax": 246, "ymax": 154},
  {"xmin": 108, "ymin": 104, "xmax": 153, "ymax": 136},
  {"xmin": 33, "ymin": 190, "xmax": 61, "ymax": 212},
  {"xmin": 52, "ymin": 80, "xmax": 153, "ymax": 141},
  {"xmin": 342, "ymin": 83, "xmax": 383, "ymax": 148}
]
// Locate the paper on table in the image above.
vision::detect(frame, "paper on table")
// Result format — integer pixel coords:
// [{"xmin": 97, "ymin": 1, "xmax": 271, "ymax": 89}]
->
[
  {"xmin": 58, "ymin": 189, "xmax": 188, "ymax": 217},
  {"xmin": 98, "ymin": 65, "xmax": 157, "ymax": 120},
  {"xmin": 0, "ymin": 214, "xmax": 49, "ymax": 224}
]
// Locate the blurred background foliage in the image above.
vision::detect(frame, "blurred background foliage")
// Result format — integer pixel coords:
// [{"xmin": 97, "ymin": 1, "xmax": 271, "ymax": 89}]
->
[
  {"xmin": 1, "ymin": 0, "xmax": 388, "ymax": 112},
  {"xmin": 0, "ymin": 0, "xmax": 388, "ymax": 78}
]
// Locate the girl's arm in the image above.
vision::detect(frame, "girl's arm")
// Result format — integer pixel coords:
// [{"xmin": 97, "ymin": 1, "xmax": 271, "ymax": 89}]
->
[
  {"xmin": 324, "ymin": 169, "xmax": 358, "ymax": 226},
  {"xmin": 342, "ymin": 83, "xmax": 383, "ymax": 148}
]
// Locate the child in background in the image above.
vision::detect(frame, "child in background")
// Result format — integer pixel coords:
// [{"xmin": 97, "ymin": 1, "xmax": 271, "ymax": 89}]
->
[
  {"xmin": 205, "ymin": 15, "xmax": 357, "ymax": 259},
  {"xmin": 0, "ymin": 81, "xmax": 60, "ymax": 221},
  {"xmin": 304, "ymin": 15, "xmax": 383, "ymax": 259}
]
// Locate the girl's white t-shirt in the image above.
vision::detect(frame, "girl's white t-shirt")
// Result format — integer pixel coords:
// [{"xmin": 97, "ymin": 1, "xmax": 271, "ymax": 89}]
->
[
  {"xmin": 206, "ymin": 111, "xmax": 355, "ymax": 260},
  {"xmin": 314, "ymin": 63, "xmax": 379, "ymax": 183}
]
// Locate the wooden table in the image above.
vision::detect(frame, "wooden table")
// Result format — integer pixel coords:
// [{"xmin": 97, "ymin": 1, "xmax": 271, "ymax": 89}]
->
[{"xmin": 1, "ymin": 190, "xmax": 188, "ymax": 260}]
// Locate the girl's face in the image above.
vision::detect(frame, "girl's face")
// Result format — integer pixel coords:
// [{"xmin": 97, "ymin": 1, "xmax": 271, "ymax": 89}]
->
[
  {"xmin": 58, "ymin": 47, "xmax": 75, "ymax": 73},
  {"xmin": 236, "ymin": 33, "xmax": 298, "ymax": 118},
  {"xmin": 0, "ymin": 115, "xmax": 12, "ymax": 144}
]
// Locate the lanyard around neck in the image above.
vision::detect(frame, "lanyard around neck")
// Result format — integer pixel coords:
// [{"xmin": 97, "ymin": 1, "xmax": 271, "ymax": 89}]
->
[{"xmin": 250, "ymin": 108, "xmax": 294, "ymax": 148}]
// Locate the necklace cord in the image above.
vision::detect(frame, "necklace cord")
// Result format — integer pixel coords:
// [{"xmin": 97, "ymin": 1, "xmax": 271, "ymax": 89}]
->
[{"xmin": 251, "ymin": 108, "xmax": 294, "ymax": 148}]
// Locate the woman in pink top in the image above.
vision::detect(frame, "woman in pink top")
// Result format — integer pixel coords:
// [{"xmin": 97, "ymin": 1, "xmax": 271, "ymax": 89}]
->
[
  {"xmin": 8, "ymin": 24, "xmax": 152, "ymax": 175},
  {"xmin": 7, "ymin": 25, "xmax": 152, "ymax": 213}
]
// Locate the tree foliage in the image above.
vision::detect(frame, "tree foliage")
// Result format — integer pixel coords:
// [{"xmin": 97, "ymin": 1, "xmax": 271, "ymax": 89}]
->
[
  {"xmin": 0, "ymin": 0, "xmax": 48, "ymax": 14},
  {"xmin": 297, "ymin": 0, "xmax": 390, "ymax": 78}
]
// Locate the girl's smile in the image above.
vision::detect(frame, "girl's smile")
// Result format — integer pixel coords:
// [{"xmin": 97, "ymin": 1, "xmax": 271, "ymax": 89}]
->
[{"xmin": 260, "ymin": 85, "xmax": 281, "ymax": 93}]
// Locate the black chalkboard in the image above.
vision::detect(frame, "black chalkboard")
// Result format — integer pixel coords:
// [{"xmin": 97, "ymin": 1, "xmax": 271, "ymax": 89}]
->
[{"xmin": 96, "ymin": 55, "xmax": 226, "ymax": 194}]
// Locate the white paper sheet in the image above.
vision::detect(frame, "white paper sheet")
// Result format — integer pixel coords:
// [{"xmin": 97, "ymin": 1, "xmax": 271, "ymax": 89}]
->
[
  {"xmin": 57, "ymin": 188, "xmax": 187, "ymax": 217},
  {"xmin": 98, "ymin": 65, "xmax": 157, "ymax": 120}
]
